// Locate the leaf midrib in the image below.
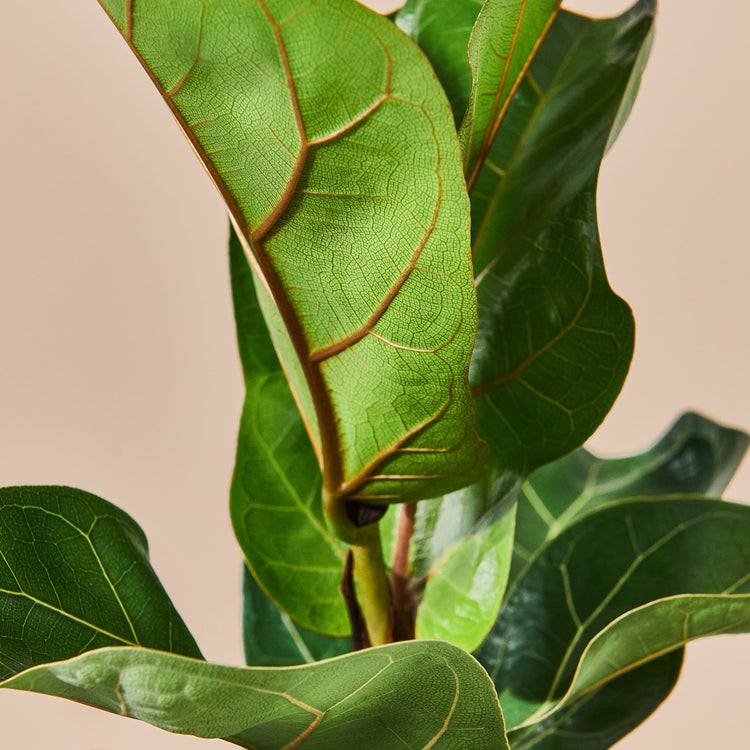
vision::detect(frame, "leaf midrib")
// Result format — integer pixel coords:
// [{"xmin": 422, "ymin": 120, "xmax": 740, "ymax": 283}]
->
[{"xmin": 109, "ymin": 0, "xmax": 446, "ymax": 500}]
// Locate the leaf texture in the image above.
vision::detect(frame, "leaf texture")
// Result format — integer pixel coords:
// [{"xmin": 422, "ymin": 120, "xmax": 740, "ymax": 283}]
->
[
  {"xmin": 475, "ymin": 496, "xmax": 750, "ymax": 732},
  {"xmin": 97, "ymin": 0, "xmax": 487, "ymax": 538},
  {"xmin": 458, "ymin": 0, "xmax": 560, "ymax": 185},
  {"xmin": 242, "ymin": 564, "xmax": 351, "ymax": 666},
  {"xmin": 394, "ymin": 1, "xmax": 654, "ymax": 653},
  {"xmin": 469, "ymin": 2, "xmax": 656, "ymax": 480},
  {"xmin": 229, "ymin": 226, "xmax": 349, "ymax": 635},
  {"xmin": 509, "ymin": 595, "xmax": 750, "ymax": 749},
  {"xmin": 0, "ymin": 486, "xmax": 202, "ymax": 681},
  {"xmin": 511, "ymin": 411, "xmax": 749, "ymax": 585},
  {"xmin": 1, "ymin": 641, "xmax": 508, "ymax": 749}
]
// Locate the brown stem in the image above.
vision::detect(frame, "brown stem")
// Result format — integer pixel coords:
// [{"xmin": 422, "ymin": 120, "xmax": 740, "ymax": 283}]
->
[
  {"xmin": 341, "ymin": 550, "xmax": 371, "ymax": 650},
  {"xmin": 390, "ymin": 502, "xmax": 417, "ymax": 641}
]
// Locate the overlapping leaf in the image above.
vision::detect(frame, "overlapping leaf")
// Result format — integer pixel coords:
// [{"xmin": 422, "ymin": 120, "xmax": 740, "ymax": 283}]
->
[
  {"xmin": 395, "ymin": 0, "xmax": 480, "ymax": 123},
  {"xmin": 394, "ymin": 1, "xmax": 654, "ymax": 653},
  {"xmin": 0, "ymin": 486, "xmax": 202, "ymax": 681},
  {"xmin": 98, "ymin": 0, "xmax": 487, "ymax": 538},
  {"xmin": 242, "ymin": 565, "xmax": 350, "ymax": 666},
  {"xmin": 1, "ymin": 641, "xmax": 508, "ymax": 749},
  {"xmin": 458, "ymin": 0, "xmax": 560, "ymax": 185},
  {"xmin": 475, "ymin": 496, "xmax": 750, "ymax": 741},
  {"xmin": 229, "ymin": 227, "xmax": 349, "ymax": 635},
  {"xmin": 508, "ymin": 595, "xmax": 750, "ymax": 749},
  {"xmin": 505, "ymin": 648, "xmax": 684, "ymax": 750},
  {"xmin": 511, "ymin": 411, "xmax": 749, "ymax": 585},
  {"xmin": 469, "ymin": 2, "xmax": 656, "ymax": 477}
]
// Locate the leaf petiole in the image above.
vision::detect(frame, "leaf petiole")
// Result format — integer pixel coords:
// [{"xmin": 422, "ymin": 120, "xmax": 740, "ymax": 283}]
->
[{"xmin": 351, "ymin": 524, "xmax": 393, "ymax": 647}]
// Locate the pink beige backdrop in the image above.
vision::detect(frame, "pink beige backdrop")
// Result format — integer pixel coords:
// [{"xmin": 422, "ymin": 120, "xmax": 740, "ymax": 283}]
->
[{"xmin": 1, "ymin": 0, "xmax": 748, "ymax": 747}]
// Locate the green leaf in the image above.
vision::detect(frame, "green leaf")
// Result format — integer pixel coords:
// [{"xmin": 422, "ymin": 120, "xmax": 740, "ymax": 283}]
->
[
  {"xmin": 395, "ymin": 0, "xmax": 481, "ymax": 123},
  {"xmin": 242, "ymin": 564, "xmax": 351, "ymax": 666},
  {"xmin": 475, "ymin": 496, "xmax": 750, "ymax": 732},
  {"xmin": 229, "ymin": 226, "xmax": 349, "ymax": 636},
  {"xmin": 1, "ymin": 641, "xmax": 509, "ymax": 749},
  {"xmin": 470, "ymin": 2, "xmax": 656, "ymax": 477},
  {"xmin": 0, "ymin": 486, "xmax": 202, "ymax": 681},
  {"xmin": 415, "ymin": 491, "xmax": 516, "ymax": 650},
  {"xmin": 405, "ymin": 2, "xmax": 654, "ymax": 654},
  {"xmin": 509, "ymin": 595, "xmax": 750, "ymax": 750},
  {"xmin": 97, "ymin": 0, "xmax": 487, "ymax": 541},
  {"xmin": 458, "ymin": 0, "xmax": 561, "ymax": 185},
  {"xmin": 512, "ymin": 411, "xmax": 749, "ymax": 585},
  {"xmin": 505, "ymin": 648, "xmax": 685, "ymax": 750}
]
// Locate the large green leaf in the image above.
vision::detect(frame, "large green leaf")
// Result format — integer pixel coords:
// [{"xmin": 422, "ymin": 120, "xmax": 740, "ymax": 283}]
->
[
  {"xmin": 229, "ymin": 226, "xmax": 349, "ymax": 635},
  {"xmin": 0, "ymin": 486, "xmax": 202, "ymax": 680},
  {"xmin": 242, "ymin": 564, "xmax": 351, "ymax": 666},
  {"xmin": 1, "ymin": 641, "xmax": 509, "ymax": 749},
  {"xmin": 398, "ymin": 2, "xmax": 653, "ymax": 653},
  {"xmin": 475, "ymin": 497, "xmax": 750, "ymax": 734},
  {"xmin": 97, "ymin": 0, "xmax": 487, "ymax": 541},
  {"xmin": 470, "ymin": 2, "xmax": 655, "ymax": 477},
  {"xmin": 512, "ymin": 411, "xmax": 749, "ymax": 584},
  {"xmin": 458, "ymin": 0, "xmax": 560, "ymax": 185},
  {"xmin": 508, "ymin": 595, "xmax": 750, "ymax": 749}
]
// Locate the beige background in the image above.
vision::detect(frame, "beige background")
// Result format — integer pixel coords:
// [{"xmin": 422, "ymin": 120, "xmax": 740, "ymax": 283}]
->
[{"xmin": 1, "ymin": 0, "xmax": 748, "ymax": 747}]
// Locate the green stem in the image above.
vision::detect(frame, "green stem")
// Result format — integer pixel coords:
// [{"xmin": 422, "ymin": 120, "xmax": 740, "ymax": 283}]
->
[{"xmin": 351, "ymin": 524, "xmax": 392, "ymax": 646}]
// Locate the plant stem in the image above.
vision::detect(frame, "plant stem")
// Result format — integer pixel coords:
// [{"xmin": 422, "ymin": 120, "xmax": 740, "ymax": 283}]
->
[
  {"xmin": 390, "ymin": 502, "xmax": 417, "ymax": 640},
  {"xmin": 350, "ymin": 524, "xmax": 392, "ymax": 646},
  {"xmin": 341, "ymin": 550, "xmax": 370, "ymax": 650}
]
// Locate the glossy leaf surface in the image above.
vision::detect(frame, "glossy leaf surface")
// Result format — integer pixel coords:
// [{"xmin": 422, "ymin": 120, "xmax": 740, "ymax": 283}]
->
[
  {"xmin": 506, "ymin": 649, "xmax": 684, "ymax": 750},
  {"xmin": 98, "ymin": 0, "xmax": 487, "ymax": 535},
  {"xmin": 1, "ymin": 642, "xmax": 508, "ymax": 749},
  {"xmin": 395, "ymin": 0, "xmax": 483, "ymax": 124},
  {"xmin": 509, "ymin": 595, "xmax": 750, "ymax": 749},
  {"xmin": 411, "ymin": 483, "xmax": 517, "ymax": 651},
  {"xmin": 512, "ymin": 411, "xmax": 749, "ymax": 584},
  {"xmin": 400, "ymin": 2, "xmax": 653, "ymax": 653},
  {"xmin": 242, "ymin": 565, "xmax": 351, "ymax": 666},
  {"xmin": 229, "ymin": 227, "xmax": 349, "ymax": 635},
  {"xmin": 470, "ymin": 2, "xmax": 656, "ymax": 478},
  {"xmin": 475, "ymin": 497, "xmax": 750, "ymax": 731},
  {"xmin": 0, "ymin": 486, "xmax": 202, "ymax": 681},
  {"xmin": 458, "ymin": 0, "xmax": 560, "ymax": 185}
]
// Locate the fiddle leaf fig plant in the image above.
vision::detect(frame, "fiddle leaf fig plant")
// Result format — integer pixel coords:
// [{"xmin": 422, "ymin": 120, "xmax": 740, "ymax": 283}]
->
[{"xmin": 2, "ymin": 0, "xmax": 749, "ymax": 748}]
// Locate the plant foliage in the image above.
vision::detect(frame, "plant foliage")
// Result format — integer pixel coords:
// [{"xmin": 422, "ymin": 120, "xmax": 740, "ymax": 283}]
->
[{"xmin": 2, "ymin": 0, "xmax": 749, "ymax": 748}]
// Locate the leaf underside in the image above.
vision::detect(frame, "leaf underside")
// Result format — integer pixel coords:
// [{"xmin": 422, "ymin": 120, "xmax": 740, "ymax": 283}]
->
[
  {"xmin": 2, "ymin": 642, "xmax": 508, "ymax": 749},
  {"xmin": 98, "ymin": 0, "xmax": 487, "ymax": 525}
]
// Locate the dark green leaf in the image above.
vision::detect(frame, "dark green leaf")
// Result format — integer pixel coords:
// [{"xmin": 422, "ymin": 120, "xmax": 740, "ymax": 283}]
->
[
  {"xmin": 406, "ymin": 2, "xmax": 654, "ymax": 653},
  {"xmin": 1, "ymin": 641, "xmax": 509, "ymax": 749},
  {"xmin": 395, "ymin": 0, "xmax": 480, "ymax": 124},
  {"xmin": 229, "ymin": 226, "xmax": 349, "ymax": 636},
  {"xmin": 512, "ymin": 411, "xmax": 749, "ymax": 585},
  {"xmin": 98, "ymin": 0, "xmax": 487, "ymax": 544},
  {"xmin": 506, "ymin": 649, "xmax": 684, "ymax": 750},
  {"xmin": 242, "ymin": 564, "xmax": 351, "ymax": 666},
  {"xmin": 0, "ymin": 486, "xmax": 202, "ymax": 681},
  {"xmin": 509, "ymin": 594, "xmax": 750, "ymax": 749},
  {"xmin": 470, "ymin": 2, "xmax": 656, "ymax": 480},
  {"xmin": 475, "ymin": 497, "xmax": 750, "ymax": 731}
]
